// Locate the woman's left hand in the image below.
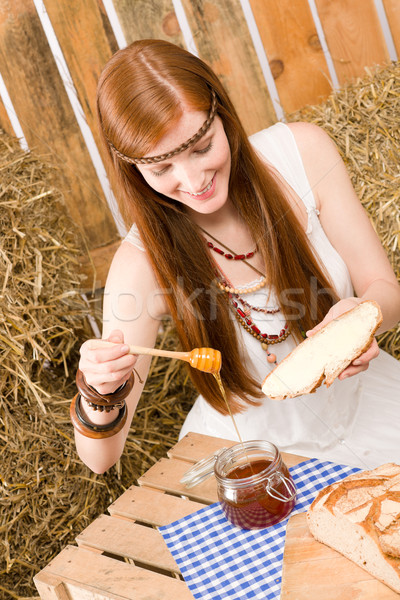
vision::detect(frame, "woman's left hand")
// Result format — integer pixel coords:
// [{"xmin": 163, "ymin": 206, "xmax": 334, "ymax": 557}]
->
[{"xmin": 306, "ymin": 297, "xmax": 380, "ymax": 380}]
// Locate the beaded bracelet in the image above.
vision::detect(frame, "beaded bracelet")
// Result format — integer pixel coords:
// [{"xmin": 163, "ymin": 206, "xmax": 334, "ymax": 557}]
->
[{"xmin": 70, "ymin": 392, "xmax": 128, "ymax": 439}]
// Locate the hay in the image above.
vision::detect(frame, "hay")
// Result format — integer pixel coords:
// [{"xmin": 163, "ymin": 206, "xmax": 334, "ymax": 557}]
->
[
  {"xmin": 0, "ymin": 140, "xmax": 89, "ymax": 411},
  {"xmin": 290, "ymin": 61, "xmax": 400, "ymax": 359},
  {"xmin": 0, "ymin": 132, "xmax": 196, "ymax": 597}
]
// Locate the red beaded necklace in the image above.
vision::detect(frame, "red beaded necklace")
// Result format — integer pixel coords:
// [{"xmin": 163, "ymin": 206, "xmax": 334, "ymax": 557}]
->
[
  {"xmin": 199, "ymin": 226, "xmax": 262, "ymax": 273},
  {"xmin": 206, "ymin": 240, "xmax": 257, "ymax": 261}
]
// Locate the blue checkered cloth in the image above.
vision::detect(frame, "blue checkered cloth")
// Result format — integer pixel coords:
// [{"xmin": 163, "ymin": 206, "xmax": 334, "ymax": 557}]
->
[{"xmin": 159, "ymin": 458, "xmax": 360, "ymax": 600}]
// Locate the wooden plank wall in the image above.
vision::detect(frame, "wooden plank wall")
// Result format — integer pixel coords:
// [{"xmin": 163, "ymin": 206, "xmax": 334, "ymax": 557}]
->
[{"xmin": 0, "ymin": 0, "xmax": 398, "ymax": 288}]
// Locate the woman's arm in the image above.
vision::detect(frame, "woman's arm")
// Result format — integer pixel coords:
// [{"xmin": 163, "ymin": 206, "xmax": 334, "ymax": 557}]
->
[
  {"xmin": 75, "ymin": 241, "xmax": 168, "ymax": 473},
  {"xmin": 288, "ymin": 121, "xmax": 400, "ymax": 376}
]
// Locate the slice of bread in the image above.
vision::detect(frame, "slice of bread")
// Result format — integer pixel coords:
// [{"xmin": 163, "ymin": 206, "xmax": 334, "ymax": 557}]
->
[
  {"xmin": 261, "ymin": 300, "xmax": 382, "ymax": 400},
  {"xmin": 307, "ymin": 464, "xmax": 400, "ymax": 594}
]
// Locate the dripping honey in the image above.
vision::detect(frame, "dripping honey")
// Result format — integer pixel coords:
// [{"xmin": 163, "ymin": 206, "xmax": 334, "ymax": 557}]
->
[
  {"xmin": 213, "ymin": 372, "xmax": 255, "ymax": 475},
  {"xmin": 213, "ymin": 372, "xmax": 245, "ymax": 446}
]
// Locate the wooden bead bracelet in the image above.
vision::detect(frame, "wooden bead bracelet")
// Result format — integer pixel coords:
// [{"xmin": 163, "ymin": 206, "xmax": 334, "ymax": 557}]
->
[
  {"xmin": 75, "ymin": 368, "xmax": 135, "ymax": 411},
  {"xmin": 70, "ymin": 369, "xmax": 135, "ymax": 439}
]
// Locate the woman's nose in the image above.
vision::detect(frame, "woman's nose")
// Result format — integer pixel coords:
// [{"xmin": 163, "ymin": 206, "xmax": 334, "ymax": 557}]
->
[{"xmin": 175, "ymin": 163, "xmax": 204, "ymax": 194}]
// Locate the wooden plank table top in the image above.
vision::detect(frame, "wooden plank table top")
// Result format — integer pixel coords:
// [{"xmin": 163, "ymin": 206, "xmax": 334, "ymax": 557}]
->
[{"xmin": 34, "ymin": 432, "xmax": 308, "ymax": 600}]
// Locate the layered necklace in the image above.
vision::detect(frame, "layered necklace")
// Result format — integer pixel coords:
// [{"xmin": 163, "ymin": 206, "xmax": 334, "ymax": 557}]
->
[{"xmin": 199, "ymin": 226, "xmax": 291, "ymax": 365}]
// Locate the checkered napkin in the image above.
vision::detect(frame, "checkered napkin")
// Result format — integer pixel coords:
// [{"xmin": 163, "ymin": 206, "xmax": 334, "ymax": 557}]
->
[{"xmin": 159, "ymin": 458, "xmax": 360, "ymax": 600}]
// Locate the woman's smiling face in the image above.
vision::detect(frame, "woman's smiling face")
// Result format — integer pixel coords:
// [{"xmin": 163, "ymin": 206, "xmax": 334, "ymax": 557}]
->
[{"xmin": 136, "ymin": 108, "xmax": 231, "ymax": 217}]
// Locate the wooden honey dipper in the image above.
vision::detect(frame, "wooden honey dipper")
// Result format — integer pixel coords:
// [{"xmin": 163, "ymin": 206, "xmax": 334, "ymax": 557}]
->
[{"xmin": 89, "ymin": 340, "xmax": 222, "ymax": 374}]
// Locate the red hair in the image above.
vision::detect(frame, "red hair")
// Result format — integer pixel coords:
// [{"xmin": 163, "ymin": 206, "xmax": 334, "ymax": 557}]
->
[{"xmin": 97, "ymin": 39, "xmax": 337, "ymax": 414}]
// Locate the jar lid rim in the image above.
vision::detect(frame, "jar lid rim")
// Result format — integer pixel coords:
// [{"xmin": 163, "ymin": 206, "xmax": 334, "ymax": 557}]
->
[{"xmin": 180, "ymin": 447, "xmax": 228, "ymax": 488}]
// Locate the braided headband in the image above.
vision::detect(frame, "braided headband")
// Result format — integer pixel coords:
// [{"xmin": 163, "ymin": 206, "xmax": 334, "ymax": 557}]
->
[{"xmin": 106, "ymin": 89, "xmax": 218, "ymax": 165}]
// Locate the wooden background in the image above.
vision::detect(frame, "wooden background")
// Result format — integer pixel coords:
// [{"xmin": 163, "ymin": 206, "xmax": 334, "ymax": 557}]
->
[{"xmin": 0, "ymin": 0, "xmax": 399, "ymax": 288}]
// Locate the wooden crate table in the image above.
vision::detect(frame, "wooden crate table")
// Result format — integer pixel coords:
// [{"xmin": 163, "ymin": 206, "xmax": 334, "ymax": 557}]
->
[{"xmin": 34, "ymin": 432, "xmax": 307, "ymax": 600}]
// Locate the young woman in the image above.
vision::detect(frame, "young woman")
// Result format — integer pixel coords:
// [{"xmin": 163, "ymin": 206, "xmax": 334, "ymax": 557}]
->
[{"xmin": 75, "ymin": 39, "xmax": 400, "ymax": 474}]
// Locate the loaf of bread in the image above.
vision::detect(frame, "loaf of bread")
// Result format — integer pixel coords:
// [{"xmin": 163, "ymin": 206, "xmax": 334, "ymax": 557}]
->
[
  {"xmin": 307, "ymin": 464, "xmax": 400, "ymax": 594},
  {"xmin": 262, "ymin": 300, "xmax": 382, "ymax": 400}
]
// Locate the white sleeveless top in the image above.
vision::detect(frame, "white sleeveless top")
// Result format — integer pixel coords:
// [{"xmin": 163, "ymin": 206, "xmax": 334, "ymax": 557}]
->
[{"xmin": 125, "ymin": 123, "xmax": 400, "ymax": 469}]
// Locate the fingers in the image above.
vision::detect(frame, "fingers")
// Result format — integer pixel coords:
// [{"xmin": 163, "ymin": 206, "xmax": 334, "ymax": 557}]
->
[
  {"xmin": 338, "ymin": 339, "xmax": 380, "ymax": 380},
  {"xmin": 306, "ymin": 307, "xmax": 341, "ymax": 337},
  {"xmin": 80, "ymin": 352, "xmax": 136, "ymax": 377},
  {"xmin": 81, "ymin": 341, "xmax": 131, "ymax": 366},
  {"xmin": 79, "ymin": 330, "xmax": 138, "ymax": 393},
  {"xmin": 82, "ymin": 365, "xmax": 135, "ymax": 394},
  {"xmin": 306, "ymin": 322, "xmax": 324, "ymax": 337},
  {"xmin": 338, "ymin": 362, "xmax": 369, "ymax": 380},
  {"xmin": 107, "ymin": 329, "xmax": 125, "ymax": 344},
  {"xmin": 306, "ymin": 313, "xmax": 332, "ymax": 337},
  {"xmin": 352, "ymin": 338, "xmax": 380, "ymax": 365}
]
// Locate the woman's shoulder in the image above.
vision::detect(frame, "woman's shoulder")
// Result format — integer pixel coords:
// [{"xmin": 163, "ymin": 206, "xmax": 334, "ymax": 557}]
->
[
  {"xmin": 249, "ymin": 121, "xmax": 334, "ymax": 166},
  {"xmin": 285, "ymin": 122, "xmax": 344, "ymax": 192},
  {"xmin": 251, "ymin": 120, "xmax": 334, "ymax": 148},
  {"xmin": 251, "ymin": 120, "xmax": 333, "ymax": 145},
  {"xmin": 251, "ymin": 121, "xmax": 343, "ymax": 215},
  {"xmin": 106, "ymin": 239, "xmax": 158, "ymax": 294},
  {"xmin": 285, "ymin": 121, "xmax": 337, "ymax": 150}
]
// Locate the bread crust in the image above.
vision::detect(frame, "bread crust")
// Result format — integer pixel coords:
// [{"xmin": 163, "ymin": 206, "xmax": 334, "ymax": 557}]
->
[
  {"xmin": 262, "ymin": 300, "xmax": 383, "ymax": 400},
  {"xmin": 307, "ymin": 464, "xmax": 400, "ymax": 593}
]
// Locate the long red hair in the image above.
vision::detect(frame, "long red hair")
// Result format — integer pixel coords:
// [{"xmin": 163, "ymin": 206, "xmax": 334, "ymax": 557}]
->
[{"xmin": 97, "ymin": 39, "xmax": 337, "ymax": 414}]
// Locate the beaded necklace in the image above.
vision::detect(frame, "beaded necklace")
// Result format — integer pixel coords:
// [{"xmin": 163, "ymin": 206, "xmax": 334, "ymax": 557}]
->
[
  {"xmin": 206, "ymin": 240, "xmax": 257, "ymax": 261},
  {"xmin": 198, "ymin": 226, "xmax": 264, "ymax": 277},
  {"xmin": 216, "ymin": 275, "xmax": 267, "ymax": 295},
  {"xmin": 228, "ymin": 290, "xmax": 290, "ymax": 364},
  {"xmin": 234, "ymin": 293, "xmax": 280, "ymax": 316},
  {"xmin": 200, "ymin": 227, "xmax": 291, "ymax": 365}
]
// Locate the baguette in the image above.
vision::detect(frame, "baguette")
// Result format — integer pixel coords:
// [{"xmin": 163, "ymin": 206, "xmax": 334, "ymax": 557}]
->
[
  {"xmin": 307, "ymin": 463, "xmax": 400, "ymax": 594},
  {"xmin": 261, "ymin": 300, "xmax": 382, "ymax": 400}
]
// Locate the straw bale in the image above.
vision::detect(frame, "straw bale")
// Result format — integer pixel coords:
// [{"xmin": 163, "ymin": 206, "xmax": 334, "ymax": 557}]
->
[
  {"xmin": 0, "ymin": 132, "xmax": 93, "ymax": 596},
  {"xmin": 290, "ymin": 61, "xmax": 400, "ymax": 359}
]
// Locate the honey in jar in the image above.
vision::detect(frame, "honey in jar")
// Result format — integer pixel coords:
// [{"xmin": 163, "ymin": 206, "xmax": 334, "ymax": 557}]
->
[{"xmin": 181, "ymin": 440, "xmax": 296, "ymax": 530}]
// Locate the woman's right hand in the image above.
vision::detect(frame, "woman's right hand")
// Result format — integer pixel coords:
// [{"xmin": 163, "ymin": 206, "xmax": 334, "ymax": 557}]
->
[{"xmin": 78, "ymin": 329, "xmax": 138, "ymax": 395}]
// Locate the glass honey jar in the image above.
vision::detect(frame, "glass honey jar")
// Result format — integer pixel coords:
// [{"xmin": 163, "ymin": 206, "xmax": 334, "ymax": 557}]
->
[{"xmin": 181, "ymin": 440, "xmax": 296, "ymax": 530}]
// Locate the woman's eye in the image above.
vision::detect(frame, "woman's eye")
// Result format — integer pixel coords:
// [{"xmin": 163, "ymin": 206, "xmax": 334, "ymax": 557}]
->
[
  {"xmin": 195, "ymin": 141, "xmax": 213, "ymax": 154},
  {"xmin": 152, "ymin": 166, "xmax": 170, "ymax": 177}
]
